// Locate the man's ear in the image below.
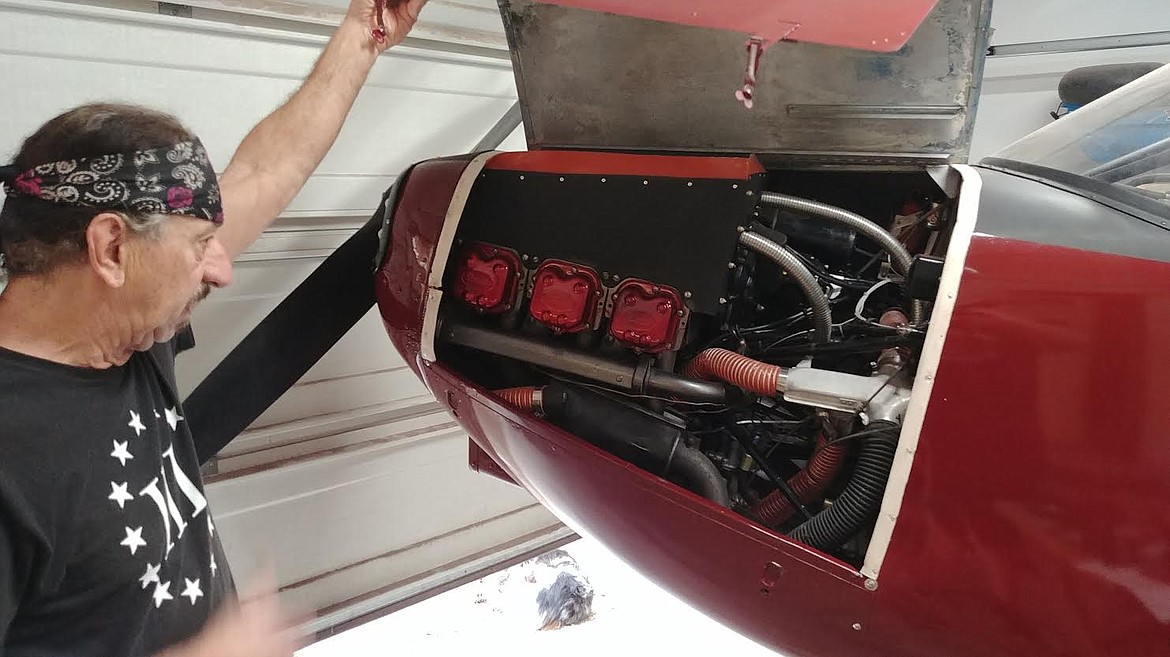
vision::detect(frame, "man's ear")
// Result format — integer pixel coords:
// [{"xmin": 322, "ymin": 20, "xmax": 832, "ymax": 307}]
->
[{"xmin": 86, "ymin": 212, "xmax": 130, "ymax": 288}]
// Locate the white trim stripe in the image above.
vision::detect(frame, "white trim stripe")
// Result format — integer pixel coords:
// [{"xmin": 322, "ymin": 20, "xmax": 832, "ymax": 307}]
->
[
  {"xmin": 861, "ymin": 164, "xmax": 984, "ymax": 580},
  {"xmin": 420, "ymin": 152, "xmax": 500, "ymax": 364}
]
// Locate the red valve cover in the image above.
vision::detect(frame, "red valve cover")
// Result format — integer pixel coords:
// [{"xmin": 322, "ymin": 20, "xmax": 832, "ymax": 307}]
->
[
  {"xmin": 529, "ymin": 260, "xmax": 602, "ymax": 333},
  {"xmin": 452, "ymin": 242, "xmax": 521, "ymax": 314},
  {"xmin": 609, "ymin": 279, "xmax": 684, "ymax": 352}
]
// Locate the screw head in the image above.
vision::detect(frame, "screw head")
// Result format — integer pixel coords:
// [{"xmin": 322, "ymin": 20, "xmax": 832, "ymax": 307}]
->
[
  {"xmin": 683, "ymin": 291, "xmax": 692, "ymax": 299},
  {"xmin": 737, "ymin": 225, "xmax": 746, "ymax": 232},
  {"xmin": 852, "ymin": 623, "xmax": 862, "ymax": 631},
  {"xmin": 864, "ymin": 579, "xmax": 878, "ymax": 591},
  {"xmin": 719, "ymin": 297, "xmax": 727, "ymax": 305},
  {"xmin": 727, "ymin": 262, "xmax": 737, "ymax": 270}
]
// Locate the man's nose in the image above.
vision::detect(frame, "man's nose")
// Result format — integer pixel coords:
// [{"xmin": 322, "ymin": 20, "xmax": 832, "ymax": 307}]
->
[{"xmin": 202, "ymin": 237, "xmax": 234, "ymax": 288}]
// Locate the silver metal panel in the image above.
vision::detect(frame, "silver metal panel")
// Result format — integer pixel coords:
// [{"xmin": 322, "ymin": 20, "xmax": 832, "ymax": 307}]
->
[{"xmin": 498, "ymin": 0, "xmax": 993, "ymax": 166}]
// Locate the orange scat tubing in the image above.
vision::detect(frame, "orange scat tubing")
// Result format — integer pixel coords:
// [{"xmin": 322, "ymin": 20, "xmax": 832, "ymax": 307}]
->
[
  {"xmin": 752, "ymin": 434, "xmax": 848, "ymax": 526},
  {"xmin": 493, "ymin": 387, "xmax": 540, "ymax": 412},
  {"xmin": 683, "ymin": 348, "xmax": 783, "ymax": 397}
]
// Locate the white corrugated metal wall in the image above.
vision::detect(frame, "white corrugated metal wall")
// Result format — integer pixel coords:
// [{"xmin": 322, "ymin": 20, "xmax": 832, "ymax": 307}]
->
[
  {"xmin": 0, "ymin": 0, "xmax": 569, "ymax": 636},
  {"xmin": 968, "ymin": 0, "xmax": 1170, "ymax": 161}
]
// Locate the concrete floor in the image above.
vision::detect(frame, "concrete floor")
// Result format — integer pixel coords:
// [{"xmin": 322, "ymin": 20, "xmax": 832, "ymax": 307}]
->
[{"xmin": 297, "ymin": 537, "xmax": 785, "ymax": 657}]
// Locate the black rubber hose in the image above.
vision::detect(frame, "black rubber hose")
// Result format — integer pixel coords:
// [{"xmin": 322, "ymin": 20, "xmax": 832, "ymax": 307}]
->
[
  {"xmin": 788, "ymin": 421, "xmax": 900, "ymax": 550},
  {"xmin": 669, "ymin": 446, "xmax": 733, "ymax": 508},
  {"xmin": 726, "ymin": 421, "xmax": 813, "ymax": 522},
  {"xmin": 542, "ymin": 384, "xmax": 730, "ymax": 507}
]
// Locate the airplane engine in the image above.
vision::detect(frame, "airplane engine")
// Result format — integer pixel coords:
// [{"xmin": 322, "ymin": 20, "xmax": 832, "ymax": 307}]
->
[{"xmin": 409, "ymin": 150, "xmax": 950, "ymax": 567}]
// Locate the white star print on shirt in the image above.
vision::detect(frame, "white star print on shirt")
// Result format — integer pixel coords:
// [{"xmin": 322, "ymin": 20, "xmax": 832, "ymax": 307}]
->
[
  {"xmin": 140, "ymin": 563, "xmax": 162, "ymax": 590},
  {"xmin": 110, "ymin": 440, "xmax": 133, "ymax": 466},
  {"xmin": 108, "ymin": 482, "xmax": 133, "ymax": 508},
  {"xmin": 181, "ymin": 578, "xmax": 203, "ymax": 604},
  {"xmin": 128, "ymin": 410, "xmax": 146, "ymax": 437},
  {"xmin": 164, "ymin": 407, "xmax": 184, "ymax": 431},
  {"xmin": 108, "ymin": 405, "xmax": 215, "ymax": 610},
  {"xmin": 153, "ymin": 581, "xmax": 173, "ymax": 608},
  {"xmin": 121, "ymin": 526, "xmax": 146, "ymax": 555}
]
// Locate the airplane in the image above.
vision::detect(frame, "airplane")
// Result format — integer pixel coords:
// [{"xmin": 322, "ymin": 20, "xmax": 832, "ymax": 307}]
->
[{"xmin": 184, "ymin": 1, "xmax": 1170, "ymax": 655}]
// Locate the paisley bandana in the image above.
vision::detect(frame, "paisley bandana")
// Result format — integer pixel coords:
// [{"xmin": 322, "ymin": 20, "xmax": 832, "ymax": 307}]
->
[{"xmin": 0, "ymin": 140, "xmax": 224, "ymax": 224}]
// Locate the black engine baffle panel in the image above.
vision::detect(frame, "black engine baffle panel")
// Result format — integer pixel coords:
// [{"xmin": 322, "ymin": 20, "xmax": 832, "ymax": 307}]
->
[{"xmin": 455, "ymin": 168, "xmax": 764, "ymax": 316}]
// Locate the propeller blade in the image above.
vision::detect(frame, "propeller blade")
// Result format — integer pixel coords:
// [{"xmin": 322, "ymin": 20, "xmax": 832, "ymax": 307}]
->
[
  {"xmin": 184, "ymin": 101, "xmax": 523, "ymax": 464},
  {"xmin": 183, "ymin": 182, "xmax": 400, "ymax": 464}
]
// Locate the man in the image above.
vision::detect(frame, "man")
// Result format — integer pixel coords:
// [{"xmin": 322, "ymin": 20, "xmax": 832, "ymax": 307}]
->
[{"xmin": 0, "ymin": 0, "xmax": 427, "ymax": 655}]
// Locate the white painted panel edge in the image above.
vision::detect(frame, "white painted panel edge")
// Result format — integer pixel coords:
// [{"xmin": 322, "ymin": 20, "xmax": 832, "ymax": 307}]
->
[
  {"xmin": 861, "ymin": 164, "xmax": 983, "ymax": 580},
  {"xmin": 420, "ymin": 151, "xmax": 498, "ymax": 362}
]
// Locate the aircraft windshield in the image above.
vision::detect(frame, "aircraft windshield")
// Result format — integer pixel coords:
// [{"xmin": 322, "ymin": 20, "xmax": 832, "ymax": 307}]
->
[{"xmin": 990, "ymin": 63, "xmax": 1170, "ymax": 207}]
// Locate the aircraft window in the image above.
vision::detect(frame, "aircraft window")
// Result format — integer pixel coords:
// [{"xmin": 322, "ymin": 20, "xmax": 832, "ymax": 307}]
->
[{"xmin": 991, "ymin": 63, "xmax": 1170, "ymax": 210}]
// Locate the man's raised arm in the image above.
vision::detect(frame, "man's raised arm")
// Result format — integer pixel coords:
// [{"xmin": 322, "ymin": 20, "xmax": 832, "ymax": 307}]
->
[{"xmin": 215, "ymin": 0, "xmax": 427, "ymax": 260}]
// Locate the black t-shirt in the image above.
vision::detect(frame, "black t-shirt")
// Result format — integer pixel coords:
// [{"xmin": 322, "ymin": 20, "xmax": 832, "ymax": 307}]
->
[{"xmin": 0, "ymin": 335, "xmax": 236, "ymax": 656}]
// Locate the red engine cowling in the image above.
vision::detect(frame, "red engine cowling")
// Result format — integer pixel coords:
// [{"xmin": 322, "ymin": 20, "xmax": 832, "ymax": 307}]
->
[{"xmin": 374, "ymin": 150, "xmax": 1170, "ymax": 657}]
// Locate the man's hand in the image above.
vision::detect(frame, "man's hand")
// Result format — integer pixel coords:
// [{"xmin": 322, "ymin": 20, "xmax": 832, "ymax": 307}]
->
[
  {"xmin": 156, "ymin": 572, "xmax": 305, "ymax": 657},
  {"xmin": 346, "ymin": 0, "xmax": 427, "ymax": 51}
]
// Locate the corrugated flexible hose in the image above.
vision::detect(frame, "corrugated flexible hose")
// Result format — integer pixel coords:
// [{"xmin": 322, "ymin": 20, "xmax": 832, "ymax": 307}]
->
[
  {"xmin": 683, "ymin": 348, "xmax": 784, "ymax": 397},
  {"xmin": 757, "ymin": 192, "xmax": 924, "ymax": 325},
  {"xmin": 493, "ymin": 386, "xmax": 541, "ymax": 412},
  {"xmin": 752, "ymin": 434, "xmax": 848, "ymax": 527},
  {"xmin": 788, "ymin": 421, "xmax": 900, "ymax": 550},
  {"xmin": 758, "ymin": 192, "xmax": 913, "ymax": 276},
  {"xmin": 739, "ymin": 231, "xmax": 833, "ymax": 343}
]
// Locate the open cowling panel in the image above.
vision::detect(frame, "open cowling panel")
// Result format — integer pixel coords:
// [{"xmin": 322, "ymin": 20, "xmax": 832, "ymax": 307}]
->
[{"xmin": 401, "ymin": 149, "xmax": 962, "ymax": 570}]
